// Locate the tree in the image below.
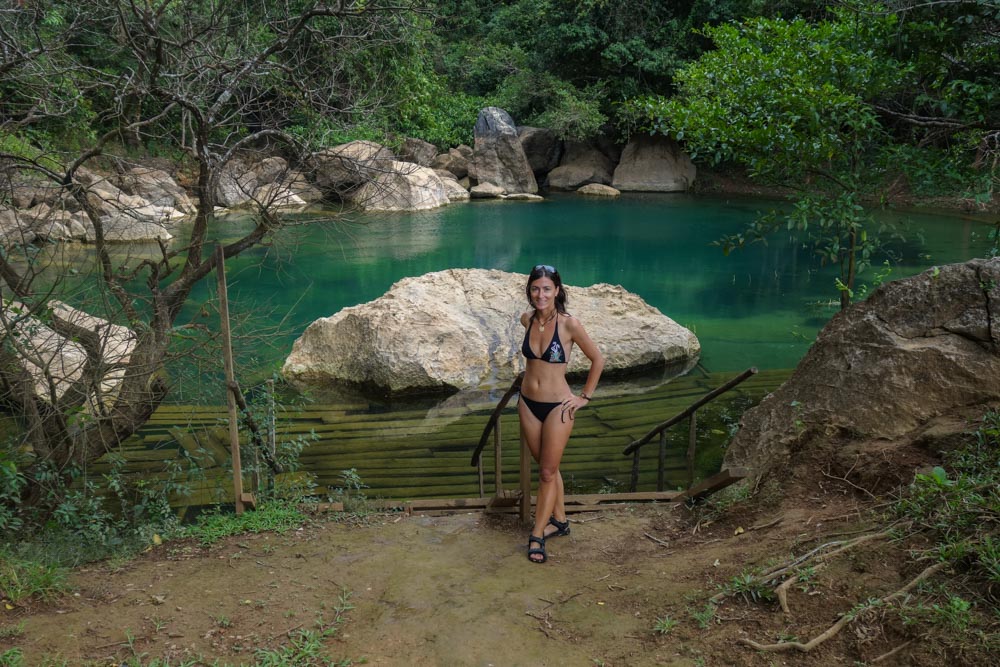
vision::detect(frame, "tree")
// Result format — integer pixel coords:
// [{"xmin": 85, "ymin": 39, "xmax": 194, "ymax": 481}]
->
[
  {"xmin": 0, "ymin": 1, "xmax": 429, "ymax": 511},
  {"xmin": 622, "ymin": 8, "xmax": 919, "ymax": 307}
]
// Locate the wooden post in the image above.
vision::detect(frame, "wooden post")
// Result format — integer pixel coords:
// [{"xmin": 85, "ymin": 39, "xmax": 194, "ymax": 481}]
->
[
  {"xmin": 519, "ymin": 432, "xmax": 531, "ymax": 523},
  {"xmin": 630, "ymin": 450, "xmax": 640, "ymax": 492},
  {"xmin": 477, "ymin": 453, "xmax": 485, "ymax": 497},
  {"xmin": 657, "ymin": 431, "xmax": 667, "ymax": 492},
  {"xmin": 494, "ymin": 415, "xmax": 503, "ymax": 493},
  {"xmin": 686, "ymin": 411, "xmax": 698, "ymax": 489},
  {"xmin": 266, "ymin": 378, "xmax": 276, "ymax": 492},
  {"xmin": 216, "ymin": 243, "xmax": 253, "ymax": 514}
]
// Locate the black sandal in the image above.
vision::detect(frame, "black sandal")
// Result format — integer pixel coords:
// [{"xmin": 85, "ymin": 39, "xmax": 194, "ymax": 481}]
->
[
  {"xmin": 527, "ymin": 534, "xmax": 547, "ymax": 563},
  {"xmin": 547, "ymin": 516, "xmax": 571, "ymax": 538}
]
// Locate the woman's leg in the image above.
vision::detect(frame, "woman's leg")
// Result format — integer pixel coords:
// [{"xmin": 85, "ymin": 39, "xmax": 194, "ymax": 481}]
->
[
  {"xmin": 518, "ymin": 399, "xmax": 547, "ymax": 562},
  {"xmin": 531, "ymin": 410, "xmax": 574, "ymax": 546}
]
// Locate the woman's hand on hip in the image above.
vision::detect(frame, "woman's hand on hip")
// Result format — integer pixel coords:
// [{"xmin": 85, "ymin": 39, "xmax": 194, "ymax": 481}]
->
[{"xmin": 560, "ymin": 395, "xmax": 590, "ymax": 422}]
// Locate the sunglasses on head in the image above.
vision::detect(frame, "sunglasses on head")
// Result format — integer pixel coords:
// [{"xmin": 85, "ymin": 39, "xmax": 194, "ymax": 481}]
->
[{"xmin": 534, "ymin": 264, "xmax": 556, "ymax": 273}]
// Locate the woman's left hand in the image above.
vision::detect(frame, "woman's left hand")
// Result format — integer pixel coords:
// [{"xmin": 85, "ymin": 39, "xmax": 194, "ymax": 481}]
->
[{"xmin": 560, "ymin": 395, "xmax": 590, "ymax": 422}]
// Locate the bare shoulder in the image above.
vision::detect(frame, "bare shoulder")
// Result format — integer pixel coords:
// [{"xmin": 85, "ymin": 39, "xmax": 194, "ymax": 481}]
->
[
  {"xmin": 520, "ymin": 310, "xmax": 533, "ymax": 327},
  {"xmin": 561, "ymin": 313, "xmax": 586, "ymax": 333}
]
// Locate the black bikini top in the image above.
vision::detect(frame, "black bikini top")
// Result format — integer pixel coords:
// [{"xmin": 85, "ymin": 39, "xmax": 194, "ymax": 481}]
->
[{"xmin": 522, "ymin": 315, "xmax": 567, "ymax": 364}]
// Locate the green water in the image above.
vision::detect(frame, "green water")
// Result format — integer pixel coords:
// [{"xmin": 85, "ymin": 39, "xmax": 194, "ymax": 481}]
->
[
  {"xmin": 199, "ymin": 193, "xmax": 993, "ymax": 387},
  {"xmin": 94, "ymin": 194, "xmax": 995, "ymax": 499}
]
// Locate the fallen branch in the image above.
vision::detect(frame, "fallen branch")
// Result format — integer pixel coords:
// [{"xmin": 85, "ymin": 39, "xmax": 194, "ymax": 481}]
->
[
  {"xmin": 738, "ymin": 562, "xmax": 947, "ymax": 653},
  {"xmin": 643, "ymin": 532, "xmax": 671, "ymax": 547},
  {"xmin": 749, "ymin": 517, "xmax": 782, "ymax": 531}
]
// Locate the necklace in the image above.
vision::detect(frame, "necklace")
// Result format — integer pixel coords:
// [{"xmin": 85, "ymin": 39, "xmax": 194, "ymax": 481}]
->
[{"xmin": 537, "ymin": 311, "xmax": 556, "ymax": 332}]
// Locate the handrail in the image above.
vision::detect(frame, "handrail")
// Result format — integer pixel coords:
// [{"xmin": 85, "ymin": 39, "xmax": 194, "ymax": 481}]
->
[
  {"xmin": 470, "ymin": 372, "xmax": 524, "ymax": 466},
  {"xmin": 622, "ymin": 367, "xmax": 757, "ymax": 455}
]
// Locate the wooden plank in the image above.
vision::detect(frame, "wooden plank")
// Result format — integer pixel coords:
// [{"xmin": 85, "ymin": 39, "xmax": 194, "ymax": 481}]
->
[{"xmin": 673, "ymin": 467, "xmax": 749, "ymax": 503}]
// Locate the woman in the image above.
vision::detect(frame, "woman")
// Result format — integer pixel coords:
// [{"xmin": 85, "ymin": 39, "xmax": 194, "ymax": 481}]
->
[{"xmin": 519, "ymin": 264, "xmax": 604, "ymax": 563}]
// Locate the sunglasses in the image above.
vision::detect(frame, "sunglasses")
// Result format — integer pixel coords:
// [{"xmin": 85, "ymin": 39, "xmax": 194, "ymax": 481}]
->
[{"xmin": 534, "ymin": 264, "xmax": 557, "ymax": 273}]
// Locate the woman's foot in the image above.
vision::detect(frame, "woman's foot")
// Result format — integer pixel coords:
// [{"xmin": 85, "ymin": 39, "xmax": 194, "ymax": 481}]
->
[
  {"xmin": 527, "ymin": 534, "xmax": 547, "ymax": 563},
  {"xmin": 544, "ymin": 515, "xmax": 570, "ymax": 538}
]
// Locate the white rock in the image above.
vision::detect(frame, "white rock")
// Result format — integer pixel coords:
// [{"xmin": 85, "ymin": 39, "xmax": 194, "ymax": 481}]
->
[
  {"xmin": 351, "ymin": 161, "xmax": 450, "ymax": 212},
  {"xmin": 282, "ymin": 268, "xmax": 700, "ymax": 394}
]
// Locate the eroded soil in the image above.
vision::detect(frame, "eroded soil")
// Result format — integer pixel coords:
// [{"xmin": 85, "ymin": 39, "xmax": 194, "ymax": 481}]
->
[{"xmin": 3, "ymin": 471, "xmax": 972, "ymax": 667}]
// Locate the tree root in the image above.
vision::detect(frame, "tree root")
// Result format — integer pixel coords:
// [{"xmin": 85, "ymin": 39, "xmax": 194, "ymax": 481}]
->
[
  {"xmin": 871, "ymin": 640, "xmax": 914, "ymax": 663},
  {"xmin": 738, "ymin": 561, "xmax": 947, "ymax": 653},
  {"xmin": 711, "ymin": 525, "xmax": 901, "ymax": 606}
]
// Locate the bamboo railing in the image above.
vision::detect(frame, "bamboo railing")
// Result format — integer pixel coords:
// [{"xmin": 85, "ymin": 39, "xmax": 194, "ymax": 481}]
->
[{"xmin": 622, "ymin": 367, "xmax": 758, "ymax": 492}]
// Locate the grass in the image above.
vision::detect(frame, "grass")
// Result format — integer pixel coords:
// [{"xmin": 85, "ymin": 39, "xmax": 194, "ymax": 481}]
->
[
  {"xmin": 653, "ymin": 615, "xmax": 678, "ymax": 635},
  {"xmin": 0, "ymin": 551, "xmax": 69, "ymax": 604},
  {"xmin": 182, "ymin": 501, "xmax": 310, "ymax": 546}
]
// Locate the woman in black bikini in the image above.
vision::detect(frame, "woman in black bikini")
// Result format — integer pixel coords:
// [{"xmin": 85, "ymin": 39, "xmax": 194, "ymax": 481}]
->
[{"xmin": 519, "ymin": 264, "xmax": 604, "ymax": 563}]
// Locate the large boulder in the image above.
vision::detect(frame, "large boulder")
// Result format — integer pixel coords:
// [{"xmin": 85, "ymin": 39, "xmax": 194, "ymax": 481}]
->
[
  {"xmin": 725, "ymin": 258, "xmax": 1000, "ymax": 481},
  {"xmin": 546, "ymin": 141, "xmax": 615, "ymax": 190},
  {"xmin": 612, "ymin": 135, "xmax": 696, "ymax": 192},
  {"xmin": 518, "ymin": 126, "xmax": 562, "ymax": 177},
  {"xmin": 472, "ymin": 108, "xmax": 538, "ymax": 194},
  {"xmin": 399, "ymin": 138, "xmax": 439, "ymax": 167},
  {"xmin": 311, "ymin": 140, "xmax": 395, "ymax": 198},
  {"xmin": 282, "ymin": 268, "xmax": 700, "ymax": 394},
  {"xmin": 350, "ymin": 161, "xmax": 450, "ymax": 211},
  {"xmin": 3, "ymin": 300, "xmax": 136, "ymax": 414},
  {"xmin": 119, "ymin": 167, "xmax": 197, "ymax": 214},
  {"xmin": 430, "ymin": 149, "xmax": 469, "ymax": 180},
  {"xmin": 214, "ymin": 157, "xmax": 258, "ymax": 208}
]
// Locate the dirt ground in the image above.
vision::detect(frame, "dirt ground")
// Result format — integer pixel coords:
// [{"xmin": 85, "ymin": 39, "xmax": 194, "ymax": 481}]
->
[{"xmin": 2, "ymin": 467, "xmax": 973, "ymax": 667}]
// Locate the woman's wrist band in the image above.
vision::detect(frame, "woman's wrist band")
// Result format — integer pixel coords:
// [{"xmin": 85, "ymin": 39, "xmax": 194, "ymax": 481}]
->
[{"xmin": 580, "ymin": 393, "xmax": 592, "ymax": 401}]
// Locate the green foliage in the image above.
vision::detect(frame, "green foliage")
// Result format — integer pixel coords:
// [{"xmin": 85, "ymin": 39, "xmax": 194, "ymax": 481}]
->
[
  {"xmin": 894, "ymin": 410, "xmax": 1000, "ymax": 582},
  {"xmin": 622, "ymin": 12, "xmax": 896, "ymax": 177},
  {"xmin": 182, "ymin": 502, "xmax": 310, "ymax": 547},
  {"xmin": 0, "ymin": 550, "xmax": 69, "ymax": 604},
  {"xmin": 0, "ymin": 453, "xmax": 26, "ymax": 534},
  {"xmin": 652, "ymin": 615, "xmax": 678, "ymax": 635},
  {"xmin": 721, "ymin": 569, "xmax": 776, "ymax": 605},
  {"xmin": 0, "ymin": 648, "xmax": 24, "ymax": 667},
  {"xmin": 497, "ymin": 74, "xmax": 607, "ymax": 141},
  {"xmin": 689, "ymin": 602, "xmax": 716, "ymax": 629}
]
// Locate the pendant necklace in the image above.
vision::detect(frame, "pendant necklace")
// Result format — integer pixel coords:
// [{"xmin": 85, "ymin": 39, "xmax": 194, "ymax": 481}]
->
[{"xmin": 538, "ymin": 312, "xmax": 556, "ymax": 332}]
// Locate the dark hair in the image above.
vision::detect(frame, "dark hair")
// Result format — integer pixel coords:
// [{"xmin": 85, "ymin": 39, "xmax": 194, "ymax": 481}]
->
[{"xmin": 526, "ymin": 264, "xmax": 568, "ymax": 314}]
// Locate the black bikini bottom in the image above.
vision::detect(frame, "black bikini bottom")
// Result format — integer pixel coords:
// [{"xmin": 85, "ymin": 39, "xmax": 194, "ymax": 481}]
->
[{"xmin": 520, "ymin": 394, "xmax": 562, "ymax": 422}]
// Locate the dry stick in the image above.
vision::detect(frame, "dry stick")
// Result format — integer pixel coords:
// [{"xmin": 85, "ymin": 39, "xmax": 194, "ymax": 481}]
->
[
  {"xmin": 749, "ymin": 517, "xmax": 783, "ymax": 531},
  {"xmin": 738, "ymin": 561, "xmax": 947, "ymax": 654},
  {"xmin": 872, "ymin": 640, "xmax": 915, "ymax": 663},
  {"xmin": 643, "ymin": 532, "xmax": 671, "ymax": 547},
  {"xmin": 822, "ymin": 463, "xmax": 878, "ymax": 501}
]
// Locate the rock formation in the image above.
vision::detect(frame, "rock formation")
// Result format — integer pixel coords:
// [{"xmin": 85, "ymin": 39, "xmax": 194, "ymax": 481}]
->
[
  {"xmin": 472, "ymin": 108, "xmax": 538, "ymax": 195},
  {"xmin": 400, "ymin": 138, "xmax": 439, "ymax": 167},
  {"xmin": 612, "ymin": 135, "xmax": 696, "ymax": 192},
  {"xmin": 546, "ymin": 140, "xmax": 615, "ymax": 190},
  {"xmin": 351, "ymin": 161, "xmax": 450, "ymax": 212},
  {"xmin": 2, "ymin": 300, "xmax": 136, "ymax": 414},
  {"xmin": 725, "ymin": 257, "xmax": 1000, "ymax": 481},
  {"xmin": 282, "ymin": 268, "xmax": 700, "ymax": 394},
  {"xmin": 517, "ymin": 126, "xmax": 562, "ymax": 177}
]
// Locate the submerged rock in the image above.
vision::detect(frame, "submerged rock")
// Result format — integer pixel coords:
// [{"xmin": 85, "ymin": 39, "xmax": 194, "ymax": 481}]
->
[
  {"xmin": 282, "ymin": 268, "xmax": 700, "ymax": 394},
  {"xmin": 724, "ymin": 257, "xmax": 1000, "ymax": 480}
]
